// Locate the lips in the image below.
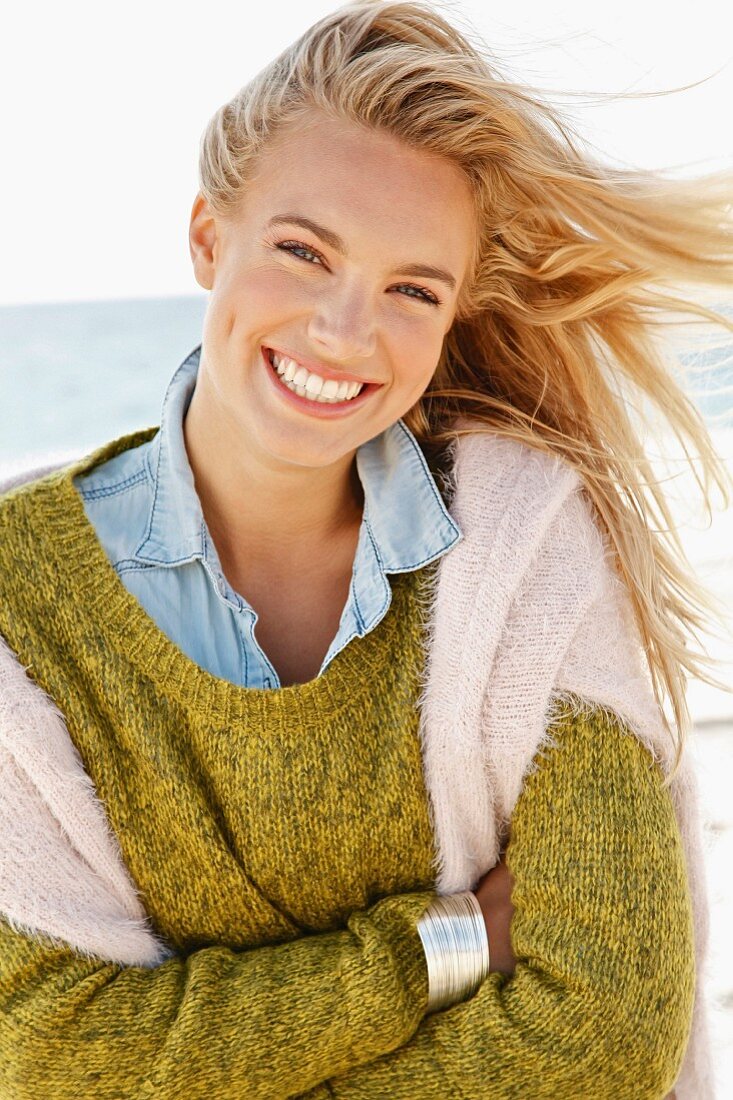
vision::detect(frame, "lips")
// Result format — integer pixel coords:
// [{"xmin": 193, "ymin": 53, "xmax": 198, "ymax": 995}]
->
[
  {"xmin": 261, "ymin": 345, "xmax": 381, "ymax": 417},
  {"xmin": 265, "ymin": 346, "xmax": 376, "ymax": 387}
]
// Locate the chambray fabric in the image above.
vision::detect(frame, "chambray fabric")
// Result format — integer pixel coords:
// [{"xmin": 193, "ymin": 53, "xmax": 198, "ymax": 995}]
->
[{"xmin": 73, "ymin": 345, "xmax": 462, "ymax": 688}]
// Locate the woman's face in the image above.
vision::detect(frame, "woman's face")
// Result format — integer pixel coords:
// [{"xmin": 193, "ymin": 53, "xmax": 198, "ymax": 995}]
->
[{"xmin": 188, "ymin": 110, "xmax": 476, "ymax": 475}]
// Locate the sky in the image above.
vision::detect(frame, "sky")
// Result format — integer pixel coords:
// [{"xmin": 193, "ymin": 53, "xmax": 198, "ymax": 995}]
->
[{"xmin": 2, "ymin": 0, "xmax": 731, "ymax": 305}]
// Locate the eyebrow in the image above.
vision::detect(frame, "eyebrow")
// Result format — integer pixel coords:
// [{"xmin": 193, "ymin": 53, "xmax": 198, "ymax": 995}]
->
[{"xmin": 266, "ymin": 213, "xmax": 457, "ymax": 293}]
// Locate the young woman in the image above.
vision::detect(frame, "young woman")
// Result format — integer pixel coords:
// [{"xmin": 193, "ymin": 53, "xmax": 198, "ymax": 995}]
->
[{"xmin": 1, "ymin": 2, "xmax": 730, "ymax": 1097}]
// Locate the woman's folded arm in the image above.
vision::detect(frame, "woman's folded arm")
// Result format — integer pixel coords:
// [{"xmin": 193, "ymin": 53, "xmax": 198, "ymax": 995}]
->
[
  {"xmin": 321, "ymin": 703, "xmax": 696, "ymax": 1100},
  {"xmin": 0, "ymin": 699, "xmax": 696, "ymax": 1100},
  {"xmin": 0, "ymin": 887, "xmax": 434, "ymax": 1100}
]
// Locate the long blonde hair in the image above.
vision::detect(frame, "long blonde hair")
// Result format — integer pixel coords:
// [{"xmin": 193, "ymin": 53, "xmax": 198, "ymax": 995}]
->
[{"xmin": 198, "ymin": 0, "xmax": 733, "ymax": 784}]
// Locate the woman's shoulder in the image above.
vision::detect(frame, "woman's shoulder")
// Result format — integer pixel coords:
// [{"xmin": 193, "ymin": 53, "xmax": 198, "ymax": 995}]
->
[
  {"xmin": 0, "ymin": 427, "xmax": 159, "ymax": 504},
  {"xmin": 444, "ymin": 424, "xmax": 605, "ymax": 586},
  {"xmin": 451, "ymin": 418, "xmax": 582, "ymax": 478},
  {"xmin": 448, "ymin": 422, "xmax": 585, "ymax": 529},
  {"xmin": 0, "ymin": 430, "xmax": 159, "ymax": 627}
]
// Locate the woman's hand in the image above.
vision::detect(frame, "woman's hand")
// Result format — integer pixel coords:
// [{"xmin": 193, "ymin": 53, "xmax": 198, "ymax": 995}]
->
[{"xmin": 472, "ymin": 852, "xmax": 517, "ymax": 977}]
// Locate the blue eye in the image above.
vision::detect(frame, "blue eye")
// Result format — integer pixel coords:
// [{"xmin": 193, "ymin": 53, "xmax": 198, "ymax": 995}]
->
[
  {"xmin": 276, "ymin": 241, "xmax": 323, "ymax": 265},
  {"xmin": 274, "ymin": 240, "xmax": 441, "ymax": 306},
  {"xmin": 395, "ymin": 283, "xmax": 440, "ymax": 304}
]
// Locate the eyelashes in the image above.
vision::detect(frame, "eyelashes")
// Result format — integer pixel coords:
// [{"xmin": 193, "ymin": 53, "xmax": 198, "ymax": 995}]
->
[{"xmin": 273, "ymin": 239, "xmax": 441, "ymax": 306}]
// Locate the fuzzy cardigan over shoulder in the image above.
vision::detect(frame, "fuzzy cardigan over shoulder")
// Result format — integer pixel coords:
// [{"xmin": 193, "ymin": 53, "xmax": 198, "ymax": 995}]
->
[{"xmin": 0, "ymin": 422, "xmax": 714, "ymax": 1098}]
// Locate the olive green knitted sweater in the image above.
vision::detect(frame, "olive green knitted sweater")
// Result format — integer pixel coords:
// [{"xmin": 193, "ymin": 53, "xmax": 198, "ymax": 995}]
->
[{"xmin": 0, "ymin": 460, "xmax": 694, "ymax": 1099}]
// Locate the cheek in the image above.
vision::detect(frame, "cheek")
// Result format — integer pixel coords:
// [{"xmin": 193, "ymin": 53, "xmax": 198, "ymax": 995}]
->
[
  {"xmin": 236, "ymin": 267, "xmax": 295, "ymax": 309},
  {"xmin": 411, "ymin": 361, "xmax": 441, "ymax": 399},
  {"xmin": 392, "ymin": 331, "xmax": 444, "ymax": 391},
  {"xmin": 205, "ymin": 269, "xmax": 296, "ymax": 347}
]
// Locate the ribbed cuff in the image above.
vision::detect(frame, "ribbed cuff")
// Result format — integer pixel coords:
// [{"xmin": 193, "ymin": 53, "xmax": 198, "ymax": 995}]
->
[{"xmin": 362, "ymin": 891, "xmax": 435, "ymax": 1023}]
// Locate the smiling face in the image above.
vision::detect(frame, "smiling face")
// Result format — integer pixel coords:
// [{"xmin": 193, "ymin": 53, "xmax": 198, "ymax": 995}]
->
[{"xmin": 187, "ymin": 109, "xmax": 476, "ymax": 479}]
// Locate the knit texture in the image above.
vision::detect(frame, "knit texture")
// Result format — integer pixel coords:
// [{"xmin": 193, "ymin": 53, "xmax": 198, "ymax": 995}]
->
[
  {"xmin": 415, "ymin": 423, "xmax": 714, "ymax": 1100},
  {"xmin": 0, "ymin": 442, "xmax": 695, "ymax": 1099},
  {"xmin": 0, "ymin": 680, "xmax": 695, "ymax": 1098}
]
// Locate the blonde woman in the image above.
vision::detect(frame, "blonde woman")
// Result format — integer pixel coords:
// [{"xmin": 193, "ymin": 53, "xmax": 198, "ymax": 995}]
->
[{"xmin": 0, "ymin": 2, "xmax": 730, "ymax": 1097}]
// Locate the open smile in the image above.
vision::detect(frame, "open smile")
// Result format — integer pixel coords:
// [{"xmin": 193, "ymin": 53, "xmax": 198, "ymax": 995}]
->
[{"xmin": 262, "ymin": 346, "xmax": 382, "ymax": 418}]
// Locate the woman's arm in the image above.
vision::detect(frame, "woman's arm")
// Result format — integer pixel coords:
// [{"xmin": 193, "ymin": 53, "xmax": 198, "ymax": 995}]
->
[
  {"xmin": 322, "ymin": 703, "xmax": 696, "ymax": 1100},
  {"xmin": 0, "ymin": 888, "xmax": 435, "ymax": 1100}
]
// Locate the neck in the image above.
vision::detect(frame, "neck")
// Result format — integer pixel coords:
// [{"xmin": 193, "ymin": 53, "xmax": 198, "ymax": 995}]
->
[{"xmin": 182, "ymin": 385, "xmax": 364, "ymax": 578}]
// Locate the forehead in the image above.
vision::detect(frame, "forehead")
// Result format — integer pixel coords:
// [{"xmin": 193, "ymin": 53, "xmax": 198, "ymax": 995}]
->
[{"xmin": 245, "ymin": 112, "xmax": 476, "ymax": 277}]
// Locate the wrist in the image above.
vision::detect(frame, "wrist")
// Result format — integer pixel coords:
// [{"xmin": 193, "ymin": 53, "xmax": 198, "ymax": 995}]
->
[{"xmin": 416, "ymin": 890, "xmax": 490, "ymax": 1013}]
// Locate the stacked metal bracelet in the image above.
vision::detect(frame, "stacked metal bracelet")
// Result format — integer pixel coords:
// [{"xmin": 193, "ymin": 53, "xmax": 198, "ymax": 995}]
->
[{"xmin": 416, "ymin": 891, "xmax": 490, "ymax": 1013}]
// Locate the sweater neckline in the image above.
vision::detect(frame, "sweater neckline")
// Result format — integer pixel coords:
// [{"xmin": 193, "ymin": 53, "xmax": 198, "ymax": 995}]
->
[{"xmin": 27, "ymin": 428, "xmax": 430, "ymax": 723}]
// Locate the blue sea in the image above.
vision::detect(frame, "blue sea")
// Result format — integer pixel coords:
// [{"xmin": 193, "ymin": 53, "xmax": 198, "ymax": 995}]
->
[
  {"xmin": 0, "ymin": 296, "xmax": 208, "ymax": 465},
  {"xmin": 0, "ymin": 294, "xmax": 731, "ymax": 465}
]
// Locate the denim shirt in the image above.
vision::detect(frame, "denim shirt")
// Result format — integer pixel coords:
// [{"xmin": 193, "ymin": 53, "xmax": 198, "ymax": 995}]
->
[{"xmin": 73, "ymin": 345, "xmax": 463, "ymax": 689}]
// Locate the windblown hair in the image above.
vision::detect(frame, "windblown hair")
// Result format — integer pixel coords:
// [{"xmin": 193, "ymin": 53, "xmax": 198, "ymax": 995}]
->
[{"xmin": 198, "ymin": 0, "xmax": 733, "ymax": 783}]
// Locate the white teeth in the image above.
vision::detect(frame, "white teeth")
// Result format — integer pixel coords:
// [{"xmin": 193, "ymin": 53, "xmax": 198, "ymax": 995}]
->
[
  {"xmin": 305, "ymin": 373, "xmax": 322, "ymax": 396},
  {"xmin": 269, "ymin": 350, "xmax": 365, "ymax": 403}
]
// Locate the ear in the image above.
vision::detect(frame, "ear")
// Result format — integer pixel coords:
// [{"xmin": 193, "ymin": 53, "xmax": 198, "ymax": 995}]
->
[{"xmin": 189, "ymin": 193, "xmax": 218, "ymax": 291}]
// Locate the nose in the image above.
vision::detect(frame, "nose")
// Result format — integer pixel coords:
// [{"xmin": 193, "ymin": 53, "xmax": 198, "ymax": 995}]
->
[{"xmin": 306, "ymin": 282, "xmax": 377, "ymax": 362}]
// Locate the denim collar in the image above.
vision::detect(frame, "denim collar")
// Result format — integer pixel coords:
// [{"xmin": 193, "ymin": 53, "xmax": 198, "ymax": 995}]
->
[{"xmin": 136, "ymin": 345, "xmax": 462, "ymax": 634}]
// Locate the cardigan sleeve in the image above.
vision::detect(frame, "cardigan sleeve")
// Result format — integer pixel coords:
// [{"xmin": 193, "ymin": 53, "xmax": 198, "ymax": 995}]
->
[
  {"xmin": 321, "ymin": 702, "xmax": 696, "ymax": 1100},
  {"xmin": 0, "ymin": 886, "xmax": 434, "ymax": 1099}
]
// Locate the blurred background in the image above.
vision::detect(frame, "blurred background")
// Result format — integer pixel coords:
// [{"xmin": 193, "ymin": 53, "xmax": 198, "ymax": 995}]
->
[{"xmin": 1, "ymin": 0, "xmax": 731, "ymax": 1089}]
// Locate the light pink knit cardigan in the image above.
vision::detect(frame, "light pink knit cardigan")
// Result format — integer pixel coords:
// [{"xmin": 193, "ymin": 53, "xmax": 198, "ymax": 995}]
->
[{"xmin": 0, "ymin": 424, "xmax": 716, "ymax": 1098}]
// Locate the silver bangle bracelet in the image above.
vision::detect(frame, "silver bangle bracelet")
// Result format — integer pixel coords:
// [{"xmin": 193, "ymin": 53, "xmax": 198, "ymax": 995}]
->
[{"xmin": 416, "ymin": 891, "xmax": 490, "ymax": 1013}]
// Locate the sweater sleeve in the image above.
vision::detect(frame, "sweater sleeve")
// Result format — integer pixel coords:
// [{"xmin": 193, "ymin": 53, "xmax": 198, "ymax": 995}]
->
[
  {"xmin": 322, "ymin": 702, "xmax": 696, "ymax": 1100},
  {"xmin": 0, "ymin": 887, "xmax": 434, "ymax": 1099}
]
